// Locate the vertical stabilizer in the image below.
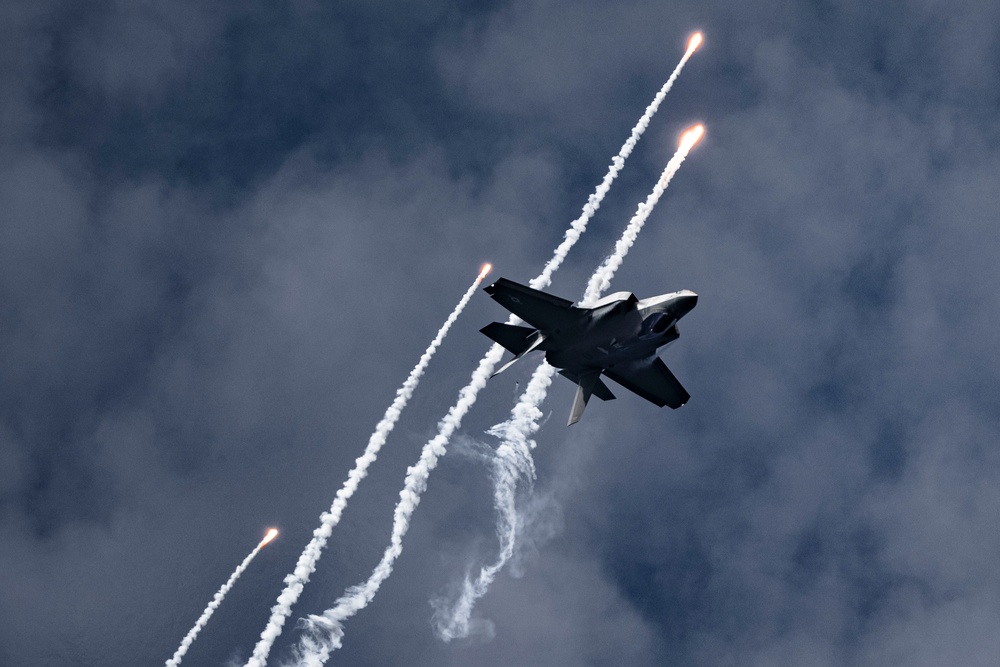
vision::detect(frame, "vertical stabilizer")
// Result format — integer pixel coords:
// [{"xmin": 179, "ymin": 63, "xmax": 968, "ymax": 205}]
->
[{"xmin": 568, "ymin": 371, "xmax": 601, "ymax": 425}]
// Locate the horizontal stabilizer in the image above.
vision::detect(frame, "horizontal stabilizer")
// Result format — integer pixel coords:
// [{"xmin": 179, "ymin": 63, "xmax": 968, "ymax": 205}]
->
[
  {"xmin": 592, "ymin": 378, "xmax": 616, "ymax": 402},
  {"xmin": 604, "ymin": 356, "xmax": 689, "ymax": 409},
  {"xmin": 480, "ymin": 322, "xmax": 537, "ymax": 355},
  {"xmin": 492, "ymin": 332, "xmax": 546, "ymax": 377}
]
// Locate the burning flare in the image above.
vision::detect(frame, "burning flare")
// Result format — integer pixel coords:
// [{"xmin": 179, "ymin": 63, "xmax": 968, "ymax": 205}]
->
[
  {"xmin": 479, "ymin": 263, "xmax": 493, "ymax": 280},
  {"xmin": 687, "ymin": 32, "xmax": 703, "ymax": 54},
  {"xmin": 166, "ymin": 530, "xmax": 277, "ymax": 667},
  {"xmin": 679, "ymin": 124, "xmax": 705, "ymax": 152},
  {"xmin": 283, "ymin": 30, "xmax": 706, "ymax": 663}
]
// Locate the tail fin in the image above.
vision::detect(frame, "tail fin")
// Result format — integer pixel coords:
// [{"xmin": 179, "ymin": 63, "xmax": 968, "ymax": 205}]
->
[
  {"xmin": 568, "ymin": 371, "xmax": 603, "ymax": 425},
  {"xmin": 559, "ymin": 370, "xmax": 616, "ymax": 402}
]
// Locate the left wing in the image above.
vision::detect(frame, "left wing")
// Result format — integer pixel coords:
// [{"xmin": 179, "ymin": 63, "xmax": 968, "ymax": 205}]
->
[{"xmin": 603, "ymin": 356, "xmax": 689, "ymax": 409}]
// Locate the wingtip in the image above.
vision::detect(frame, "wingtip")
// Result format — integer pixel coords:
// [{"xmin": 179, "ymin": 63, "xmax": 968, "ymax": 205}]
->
[{"xmin": 482, "ymin": 276, "xmax": 506, "ymax": 294}]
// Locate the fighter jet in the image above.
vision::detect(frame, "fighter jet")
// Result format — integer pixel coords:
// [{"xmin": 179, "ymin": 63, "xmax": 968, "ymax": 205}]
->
[{"xmin": 481, "ymin": 277, "xmax": 697, "ymax": 425}]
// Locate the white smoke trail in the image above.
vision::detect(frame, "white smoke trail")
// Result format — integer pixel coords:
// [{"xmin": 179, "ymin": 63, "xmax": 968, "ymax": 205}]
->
[
  {"xmin": 243, "ymin": 266, "xmax": 490, "ymax": 667},
  {"xmin": 167, "ymin": 529, "xmax": 278, "ymax": 667},
  {"xmin": 431, "ymin": 363, "xmax": 551, "ymax": 641},
  {"xmin": 284, "ymin": 48, "xmax": 705, "ymax": 666},
  {"xmin": 433, "ymin": 125, "xmax": 706, "ymax": 641},
  {"xmin": 529, "ymin": 32, "xmax": 701, "ymax": 293},
  {"xmin": 288, "ymin": 342, "xmax": 507, "ymax": 666},
  {"xmin": 583, "ymin": 124, "xmax": 704, "ymax": 305}
]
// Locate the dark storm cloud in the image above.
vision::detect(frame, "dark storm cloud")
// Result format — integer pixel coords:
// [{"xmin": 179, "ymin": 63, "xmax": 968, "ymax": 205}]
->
[
  {"xmin": 431, "ymin": 1, "xmax": 1000, "ymax": 665},
  {"xmin": 2, "ymin": 0, "xmax": 999, "ymax": 666},
  {"xmin": 33, "ymin": 0, "xmax": 508, "ymax": 190}
]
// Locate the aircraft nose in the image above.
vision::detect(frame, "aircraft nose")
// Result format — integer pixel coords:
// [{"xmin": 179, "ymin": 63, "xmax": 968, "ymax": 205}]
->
[{"xmin": 675, "ymin": 290, "xmax": 698, "ymax": 317}]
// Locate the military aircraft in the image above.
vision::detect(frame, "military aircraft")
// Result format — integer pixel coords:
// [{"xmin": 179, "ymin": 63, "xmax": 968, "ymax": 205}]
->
[{"xmin": 481, "ymin": 277, "xmax": 697, "ymax": 425}]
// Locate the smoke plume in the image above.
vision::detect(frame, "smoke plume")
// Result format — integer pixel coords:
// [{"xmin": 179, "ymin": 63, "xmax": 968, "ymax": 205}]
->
[
  {"xmin": 243, "ymin": 267, "xmax": 489, "ymax": 667},
  {"xmin": 167, "ymin": 530, "xmax": 277, "ymax": 666},
  {"xmin": 433, "ymin": 126, "xmax": 706, "ymax": 641},
  {"xmin": 284, "ymin": 49, "xmax": 704, "ymax": 666}
]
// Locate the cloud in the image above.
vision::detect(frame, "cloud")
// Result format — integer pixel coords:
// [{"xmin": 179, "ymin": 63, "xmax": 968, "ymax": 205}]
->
[{"xmin": 3, "ymin": 1, "xmax": 1000, "ymax": 666}]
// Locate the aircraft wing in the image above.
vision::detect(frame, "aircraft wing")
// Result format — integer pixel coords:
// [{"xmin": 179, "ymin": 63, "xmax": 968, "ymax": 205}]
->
[
  {"xmin": 484, "ymin": 277, "xmax": 581, "ymax": 331},
  {"xmin": 603, "ymin": 356, "xmax": 689, "ymax": 409}
]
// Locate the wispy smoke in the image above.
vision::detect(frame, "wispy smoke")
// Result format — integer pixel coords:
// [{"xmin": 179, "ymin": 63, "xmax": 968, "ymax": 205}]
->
[
  {"xmin": 167, "ymin": 530, "xmax": 276, "ymax": 667},
  {"xmin": 289, "ymin": 342, "xmax": 508, "ymax": 666},
  {"xmin": 432, "ymin": 361, "xmax": 552, "ymax": 641},
  {"xmin": 433, "ymin": 130, "xmax": 705, "ymax": 641},
  {"xmin": 529, "ymin": 36, "xmax": 700, "ymax": 293},
  {"xmin": 285, "ymin": 45, "xmax": 703, "ymax": 665},
  {"xmin": 243, "ymin": 269, "xmax": 489, "ymax": 667}
]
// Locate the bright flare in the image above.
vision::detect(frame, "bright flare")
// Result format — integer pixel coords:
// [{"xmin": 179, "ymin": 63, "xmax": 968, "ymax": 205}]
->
[
  {"xmin": 261, "ymin": 528, "xmax": 279, "ymax": 547},
  {"xmin": 479, "ymin": 263, "xmax": 493, "ymax": 279},
  {"xmin": 687, "ymin": 32, "xmax": 703, "ymax": 53},
  {"xmin": 287, "ymin": 30, "xmax": 706, "ymax": 664},
  {"xmin": 166, "ymin": 532, "xmax": 275, "ymax": 667},
  {"xmin": 679, "ymin": 124, "xmax": 705, "ymax": 152},
  {"xmin": 434, "ymin": 121, "xmax": 710, "ymax": 643}
]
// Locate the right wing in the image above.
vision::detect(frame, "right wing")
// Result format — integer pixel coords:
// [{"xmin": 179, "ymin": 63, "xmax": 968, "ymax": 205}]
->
[
  {"xmin": 484, "ymin": 277, "xmax": 582, "ymax": 331},
  {"xmin": 603, "ymin": 356, "xmax": 689, "ymax": 409}
]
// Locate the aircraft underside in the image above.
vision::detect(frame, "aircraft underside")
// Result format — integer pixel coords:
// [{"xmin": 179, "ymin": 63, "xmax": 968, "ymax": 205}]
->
[{"xmin": 481, "ymin": 277, "xmax": 697, "ymax": 424}]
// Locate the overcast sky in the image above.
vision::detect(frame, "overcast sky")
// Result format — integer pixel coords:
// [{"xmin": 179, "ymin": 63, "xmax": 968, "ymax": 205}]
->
[{"xmin": 2, "ymin": 1, "xmax": 999, "ymax": 665}]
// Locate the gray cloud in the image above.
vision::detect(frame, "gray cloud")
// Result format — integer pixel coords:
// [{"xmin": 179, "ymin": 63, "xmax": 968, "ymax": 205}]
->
[{"xmin": 2, "ymin": 0, "xmax": 999, "ymax": 665}]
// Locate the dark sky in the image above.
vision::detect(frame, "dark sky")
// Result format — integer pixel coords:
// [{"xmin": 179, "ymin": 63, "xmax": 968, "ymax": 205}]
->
[{"xmin": 3, "ymin": 1, "xmax": 999, "ymax": 665}]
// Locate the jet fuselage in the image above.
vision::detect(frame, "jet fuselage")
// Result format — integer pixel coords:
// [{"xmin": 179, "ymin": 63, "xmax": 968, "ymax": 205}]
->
[
  {"xmin": 541, "ymin": 291, "xmax": 696, "ymax": 371},
  {"xmin": 481, "ymin": 278, "xmax": 698, "ymax": 424}
]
